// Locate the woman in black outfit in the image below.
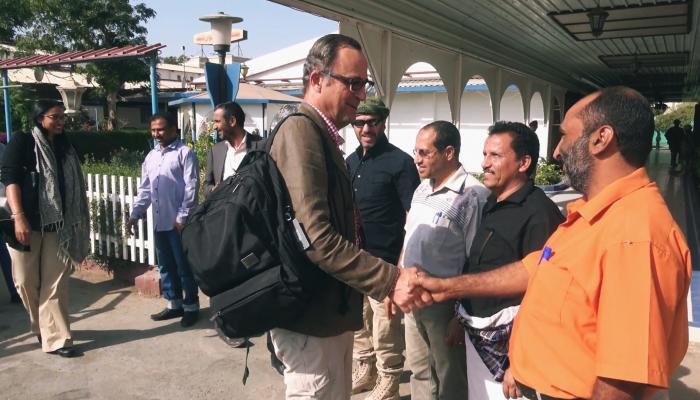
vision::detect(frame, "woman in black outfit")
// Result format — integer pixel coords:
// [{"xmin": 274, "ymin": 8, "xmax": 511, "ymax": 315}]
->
[{"xmin": 1, "ymin": 100, "xmax": 90, "ymax": 357}]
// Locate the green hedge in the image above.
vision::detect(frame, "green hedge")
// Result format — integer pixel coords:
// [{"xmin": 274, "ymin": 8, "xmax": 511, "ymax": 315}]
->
[
  {"xmin": 82, "ymin": 146, "xmax": 145, "ymax": 177},
  {"xmin": 67, "ymin": 129, "xmax": 152, "ymax": 161}
]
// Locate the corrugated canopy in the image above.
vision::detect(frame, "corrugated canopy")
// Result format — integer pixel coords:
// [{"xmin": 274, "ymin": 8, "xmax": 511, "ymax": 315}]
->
[
  {"xmin": 271, "ymin": 0, "xmax": 700, "ymax": 102},
  {"xmin": 0, "ymin": 43, "xmax": 165, "ymax": 70},
  {"xmin": 168, "ymin": 82, "xmax": 302, "ymax": 106}
]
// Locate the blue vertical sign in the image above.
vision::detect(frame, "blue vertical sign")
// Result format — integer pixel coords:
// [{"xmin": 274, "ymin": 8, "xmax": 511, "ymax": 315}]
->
[{"xmin": 204, "ymin": 62, "xmax": 241, "ymax": 107}]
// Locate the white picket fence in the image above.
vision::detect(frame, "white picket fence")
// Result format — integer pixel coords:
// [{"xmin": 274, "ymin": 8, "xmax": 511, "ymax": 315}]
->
[{"xmin": 85, "ymin": 173, "xmax": 156, "ymax": 265}]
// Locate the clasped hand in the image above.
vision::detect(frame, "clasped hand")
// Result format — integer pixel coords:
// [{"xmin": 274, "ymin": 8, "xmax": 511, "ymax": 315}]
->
[{"xmin": 385, "ymin": 267, "xmax": 453, "ymax": 318}]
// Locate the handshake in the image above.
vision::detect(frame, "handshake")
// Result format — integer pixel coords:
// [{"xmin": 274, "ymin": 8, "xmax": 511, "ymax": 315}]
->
[{"xmin": 384, "ymin": 266, "xmax": 451, "ymax": 318}]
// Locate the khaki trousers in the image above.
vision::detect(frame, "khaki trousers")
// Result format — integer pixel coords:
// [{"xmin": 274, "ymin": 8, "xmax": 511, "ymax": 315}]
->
[
  {"xmin": 405, "ymin": 301, "xmax": 468, "ymax": 400},
  {"xmin": 9, "ymin": 232, "xmax": 72, "ymax": 352},
  {"xmin": 270, "ymin": 328, "xmax": 353, "ymax": 400},
  {"xmin": 353, "ymin": 296, "xmax": 405, "ymax": 376}
]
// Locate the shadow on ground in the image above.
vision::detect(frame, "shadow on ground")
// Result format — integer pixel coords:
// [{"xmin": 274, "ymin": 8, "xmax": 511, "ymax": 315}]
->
[
  {"xmin": 0, "ymin": 274, "xmax": 214, "ymax": 359},
  {"xmin": 669, "ymin": 365, "xmax": 700, "ymax": 399}
]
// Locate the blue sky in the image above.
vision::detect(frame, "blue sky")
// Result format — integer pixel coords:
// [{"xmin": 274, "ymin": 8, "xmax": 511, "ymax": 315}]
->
[{"xmin": 141, "ymin": 0, "xmax": 337, "ymax": 59}]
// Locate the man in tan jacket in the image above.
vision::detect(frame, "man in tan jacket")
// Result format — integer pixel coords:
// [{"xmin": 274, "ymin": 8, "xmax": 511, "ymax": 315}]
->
[{"xmin": 268, "ymin": 34, "xmax": 427, "ymax": 399}]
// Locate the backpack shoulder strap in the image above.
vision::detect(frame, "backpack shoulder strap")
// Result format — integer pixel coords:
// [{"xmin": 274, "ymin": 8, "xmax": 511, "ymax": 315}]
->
[
  {"xmin": 263, "ymin": 112, "xmax": 315, "ymax": 152},
  {"xmin": 263, "ymin": 112, "xmax": 335, "ymax": 185}
]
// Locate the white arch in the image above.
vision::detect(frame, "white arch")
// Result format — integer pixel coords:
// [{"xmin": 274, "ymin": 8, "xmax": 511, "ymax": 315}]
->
[
  {"xmin": 382, "ymin": 61, "xmax": 451, "ymax": 157},
  {"xmin": 460, "ymin": 75, "xmax": 492, "ymax": 172},
  {"xmin": 529, "ymin": 91, "xmax": 548, "ymax": 159},
  {"xmin": 499, "ymin": 84, "xmax": 524, "ymax": 122}
]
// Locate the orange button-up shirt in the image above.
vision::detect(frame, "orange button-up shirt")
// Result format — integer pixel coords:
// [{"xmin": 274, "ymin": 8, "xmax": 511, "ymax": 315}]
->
[{"xmin": 510, "ymin": 168, "xmax": 691, "ymax": 399}]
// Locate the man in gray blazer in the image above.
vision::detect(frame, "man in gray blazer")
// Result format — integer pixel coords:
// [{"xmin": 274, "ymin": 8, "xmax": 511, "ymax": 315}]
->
[{"xmin": 203, "ymin": 101, "xmax": 262, "ymax": 196}]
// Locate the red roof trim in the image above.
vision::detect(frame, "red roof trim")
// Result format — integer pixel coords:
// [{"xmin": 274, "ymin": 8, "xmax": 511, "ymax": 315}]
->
[{"xmin": 0, "ymin": 43, "xmax": 166, "ymax": 70}]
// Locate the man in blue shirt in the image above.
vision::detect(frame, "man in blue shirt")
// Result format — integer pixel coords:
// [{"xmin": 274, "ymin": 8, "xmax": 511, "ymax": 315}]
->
[{"xmin": 127, "ymin": 112, "xmax": 199, "ymax": 327}]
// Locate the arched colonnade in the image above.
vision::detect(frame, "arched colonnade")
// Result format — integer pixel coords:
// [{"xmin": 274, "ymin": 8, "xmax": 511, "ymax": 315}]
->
[{"xmin": 340, "ymin": 21, "xmax": 567, "ymax": 166}]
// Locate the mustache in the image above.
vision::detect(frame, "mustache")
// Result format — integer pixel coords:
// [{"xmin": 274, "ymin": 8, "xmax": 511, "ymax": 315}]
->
[{"xmin": 482, "ymin": 168, "xmax": 495, "ymax": 174}]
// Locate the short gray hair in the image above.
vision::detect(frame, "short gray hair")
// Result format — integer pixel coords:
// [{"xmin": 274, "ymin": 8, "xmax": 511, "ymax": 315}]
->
[{"xmin": 302, "ymin": 34, "xmax": 362, "ymax": 94}]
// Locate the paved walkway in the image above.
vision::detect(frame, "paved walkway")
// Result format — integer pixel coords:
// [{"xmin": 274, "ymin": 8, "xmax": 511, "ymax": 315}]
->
[
  {"xmin": 1, "ymin": 267, "xmax": 698, "ymax": 399},
  {"xmin": 1, "ymin": 148, "xmax": 699, "ymax": 399}
]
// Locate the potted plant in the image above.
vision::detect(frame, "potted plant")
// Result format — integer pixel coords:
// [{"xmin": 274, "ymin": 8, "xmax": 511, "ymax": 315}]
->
[{"xmin": 534, "ymin": 158, "xmax": 568, "ymax": 192}]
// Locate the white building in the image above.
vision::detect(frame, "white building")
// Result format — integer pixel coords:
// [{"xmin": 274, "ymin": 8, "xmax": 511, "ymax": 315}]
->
[
  {"xmin": 245, "ymin": 35, "xmax": 549, "ymax": 173},
  {"xmin": 167, "ymin": 82, "xmax": 301, "ymax": 141}
]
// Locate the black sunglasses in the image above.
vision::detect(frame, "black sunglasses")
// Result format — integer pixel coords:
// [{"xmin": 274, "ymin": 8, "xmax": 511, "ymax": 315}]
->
[
  {"xmin": 351, "ymin": 119, "xmax": 382, "ymax": 128},
  {"xmin": 323, "ymin": 71, "xmax": 374, "ymax": 92}
]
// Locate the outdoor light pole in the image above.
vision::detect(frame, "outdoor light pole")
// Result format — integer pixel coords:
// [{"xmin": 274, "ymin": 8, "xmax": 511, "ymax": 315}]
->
[
  {"xmin": 1, "ymin": 70, "xmax": 11, "ymax": 141},
  {"xmin": 150, "ymin": 55, "xmax": 158, "ymax": 115},
  {"xmin": 182, "ymin": 45, "xmax": 187, "ymax": 90},
  {"xmin": 199, "ymin": 12, "xmax": 242, "ymax": 106}
]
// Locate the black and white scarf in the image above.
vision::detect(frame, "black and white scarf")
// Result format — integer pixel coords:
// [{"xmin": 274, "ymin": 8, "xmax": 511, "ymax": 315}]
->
[{"xmin": 32, "ymin": 126, "xmax": 90, "ymax": 266}]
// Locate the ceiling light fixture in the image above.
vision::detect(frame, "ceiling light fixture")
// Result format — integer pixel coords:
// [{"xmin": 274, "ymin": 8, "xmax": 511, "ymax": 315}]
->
[
  {"xmin": 587, "ymin": 6, "xmax": 609, "ymax": 37},
  {"xmin": 653, "ymin": 101, "xmax": 668, "ymax": 115}
]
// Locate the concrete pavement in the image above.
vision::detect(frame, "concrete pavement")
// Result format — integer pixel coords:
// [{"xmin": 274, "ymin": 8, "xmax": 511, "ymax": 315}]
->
[{"xmin": 0, "ymin": 269, "xmax": 698, "ymax": 399}]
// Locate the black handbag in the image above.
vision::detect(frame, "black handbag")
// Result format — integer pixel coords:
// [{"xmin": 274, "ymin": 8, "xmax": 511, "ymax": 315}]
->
[
  {"xmin": 0, "ymin": 181, "xmax": 11, "ymax": 221},
  {"xmin": 0, "ymin": 171, "xmax": 37, "ymax": 251}
]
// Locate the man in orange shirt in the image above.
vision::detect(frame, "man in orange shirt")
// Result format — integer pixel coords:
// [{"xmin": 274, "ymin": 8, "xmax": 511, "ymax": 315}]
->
[{"xmin": 416, "ymin": 86, "xmax": 692, "ymax": 400}]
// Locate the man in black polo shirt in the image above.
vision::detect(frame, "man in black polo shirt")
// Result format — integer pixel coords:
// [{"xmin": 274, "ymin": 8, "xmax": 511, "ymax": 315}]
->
[
  {"xmin": 456, "ymin": 121, "xmax": 564, "ymax": 400},
  {"xmin": 347, "ymin": 97, "xmax": 419, "ymax": 400}
]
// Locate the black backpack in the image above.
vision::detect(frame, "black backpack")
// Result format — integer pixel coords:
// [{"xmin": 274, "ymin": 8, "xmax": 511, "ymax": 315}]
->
[{"xmin": 181, "ymin": 114, "xmax": 329, "ymax": 340}]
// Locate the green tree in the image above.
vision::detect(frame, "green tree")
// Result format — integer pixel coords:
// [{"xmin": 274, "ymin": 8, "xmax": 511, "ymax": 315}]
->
[
  {"xmin": 0, "ymin": 84, "xmax": 35, "ymax": 135},
  {"xmin": 655, "ymin": 103, "xmax": 695, "ymax": 133},
  {"xmin": 162, "ymin": 55, "xmax": 188, "ymax": 65},
  {"xmin": 0, "ymin": 1, "xmax": 31, "ymax": 43},
  {"xmin": 15, "ymin": 0, "xmax": 156, "ymax": 130}
]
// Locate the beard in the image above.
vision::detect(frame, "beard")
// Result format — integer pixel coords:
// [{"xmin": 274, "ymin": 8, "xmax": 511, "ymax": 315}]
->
[
  {"xmin": 222, "ymin": 127, "xmax": 234, "ymax": 141},
  {"xmin": 560, "ymin": 134, "xmax": 592, "ymax": 195}
]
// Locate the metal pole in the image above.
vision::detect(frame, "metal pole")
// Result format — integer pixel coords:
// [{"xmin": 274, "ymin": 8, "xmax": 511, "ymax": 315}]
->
[
  {"xmin": 182, "ymin": 45, "xmax": 187, "ymax": 90},
  {"xmin": 218, "ymin": 51, "xmax": 226, "ymax": 106},
  {"xmin": 213, "ymin": 51, "xmax": 227, "ymax": 145},
  {"xmin": 150, "ymin": 55, "xmax": 158, "ymax": 115},
  {"xmin": 2, "ymin": 70, "xmax": 12, "ymax": 141},
  {"xmin": 192, "ymin": 103, "xmax": 197, "ymax": 142},
  {"xmin": 262, "ymin": 103, "xmax": 266, "ymax": 138}
]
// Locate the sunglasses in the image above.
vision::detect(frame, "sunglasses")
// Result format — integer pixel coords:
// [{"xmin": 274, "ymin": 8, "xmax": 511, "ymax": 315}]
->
[
  {"xmin": 351, "ymin": 119, "xmax": 382, "ymax": 128},
  {"xmin": 323, "ymin": 71, "xmax": 374, "ymax": 92}
]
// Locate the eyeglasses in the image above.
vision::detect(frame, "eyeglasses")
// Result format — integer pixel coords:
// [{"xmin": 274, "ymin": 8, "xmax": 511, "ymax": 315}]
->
[
  {"xmin": 413, "ymin": 148, "xmax": 439, "ymax": 158},
  {"xmin": 351, "ymin": 119, "xmax": 382, "ymax": 128},
  {"xmin": 43, "ymin": 114, "xmax": 66, "ymax": 121},
  {"xmin": 323, "ymin": 71, "xmax": 374, "ymax": 92}
]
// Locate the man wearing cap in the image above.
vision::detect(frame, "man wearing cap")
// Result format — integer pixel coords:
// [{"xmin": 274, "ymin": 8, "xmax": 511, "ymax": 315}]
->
[{"xmin": 346, "ymin": 97, "xmax": 419, "ymax": 400}]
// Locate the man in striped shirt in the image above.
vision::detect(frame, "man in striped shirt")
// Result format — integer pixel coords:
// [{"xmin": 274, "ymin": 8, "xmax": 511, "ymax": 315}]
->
[{"xmin": 397, "ymin": 120, "xmax": 489, "ymax": 400}]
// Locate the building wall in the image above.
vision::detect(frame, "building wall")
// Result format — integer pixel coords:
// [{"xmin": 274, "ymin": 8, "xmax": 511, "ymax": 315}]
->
[
  {"xmin": 80, "ymin": 105, "xmax": 161, "ymax": 130},
  {"xmin": 176, "ymin": 102, "xmax": 280, "ymax": 141},
  {"xmin": 341, "ymin": 89, "xmax": 549, "ymax": 173},
  {"xmin": 116, "ymin": 107, "xmax": 148, "ymax": 129}
]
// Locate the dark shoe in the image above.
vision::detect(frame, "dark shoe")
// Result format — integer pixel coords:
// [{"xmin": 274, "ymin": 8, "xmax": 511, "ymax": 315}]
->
[
  {"xmin": 150, "ymin": 308, "xmax": 184, "ymax": 321},
  {"xmin": 271, "ymin": 353, "xmax": 285, "ymax": 376},
  {"xmin": 180, "ymin": 310, "xmax": 199, "ymax": 327},
  {"xmin": 49, "ymin": 347, "xmax": 78, "ymax": 358}
]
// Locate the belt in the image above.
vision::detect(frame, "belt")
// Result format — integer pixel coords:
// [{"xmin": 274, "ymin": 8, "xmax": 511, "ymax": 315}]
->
[{"xmin": 515, "ymin": 381, "xmax": 581, "ymax": 400}]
